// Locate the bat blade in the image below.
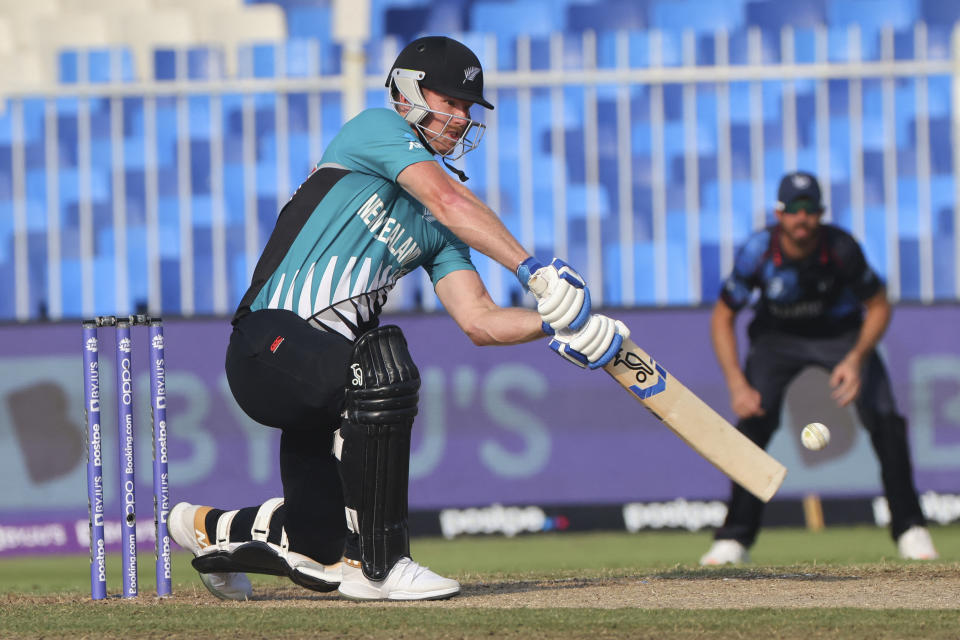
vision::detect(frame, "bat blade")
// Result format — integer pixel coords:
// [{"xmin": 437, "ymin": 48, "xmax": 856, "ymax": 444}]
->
[{"xmin": 605, "ymin": 337, "xmax": 787, "ymax": 502}]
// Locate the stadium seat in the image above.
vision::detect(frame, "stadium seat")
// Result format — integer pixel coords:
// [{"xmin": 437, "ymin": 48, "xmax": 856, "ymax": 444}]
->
[
  {"xmin": 21, "ymin": 13, "xmax": 112, "ymax": 83},
  {"xmin": 383, "ymin": 5, "xmax": 432, "ymax": 43},
  {"xmin": 285, "ymin": 5, "xmax": 333, "ymax": 40},
  {"xmin": 470, "ymin": 0, "xmax": 564, "ymax": 39},
  {"xmin": 745, "ymin": 0, "xmax": 827, "ymax": 32},
  {"xmin": 565, "ymin": 0, "xmax": 649, "ymax": 32},
  {"xmin": 919, "ymin": 0, "xmax": 960, "ymax": 26},
  {"xmin": 191, "ymin": 4, "xmax": 288, "ymax": 77},
  {"xmin": 381, "ymin": 1, "xmax": 471, "ymax": 44},
  {"xmin": 928, "ymin": 117, "xmax": 951, "ymax": 174},
  {"xmin": 898, "ymin": 235, "xmax": 919, "ymax": 299},
  {"xmin": 424, "ymin": 1, "xmax": 470, "ymax": 36},
  {"xmin": 830, "ymin": 0, "xmax": 918, "ymax": 32},
  {"xmin": 650, "ymin": 0, "xmax": 745, "ymax": 34}
]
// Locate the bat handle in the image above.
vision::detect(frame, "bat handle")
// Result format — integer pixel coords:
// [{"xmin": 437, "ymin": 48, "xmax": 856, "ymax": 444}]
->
[{"xmin": 528, "ymin": 274, "xmax": 548, "ymax": 297}]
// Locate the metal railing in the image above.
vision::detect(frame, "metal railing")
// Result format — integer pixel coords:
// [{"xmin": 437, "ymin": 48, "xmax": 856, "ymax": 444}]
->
[{"xmin": 3, "ymin": 24, "xmax": 958, "ymax": 322}]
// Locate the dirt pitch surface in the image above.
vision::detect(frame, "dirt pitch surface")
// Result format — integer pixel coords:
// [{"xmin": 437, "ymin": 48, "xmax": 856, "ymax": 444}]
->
[
  {"xmin": 17, "ymin": 564, "xmax": 954, "ymax": 610},
  {"xmin": 452, "ymin": 565, "xmax": 960, "ymax": 610}
]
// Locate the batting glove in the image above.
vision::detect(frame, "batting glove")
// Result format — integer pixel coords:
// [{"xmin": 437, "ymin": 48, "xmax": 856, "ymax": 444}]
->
[
  {"xmin": 516, "ymin": 257, "xmax": 591, "ymax": 333},
  {"xmin": 549, "ymin": 314, "xmax": 630, "ymax": 369}
]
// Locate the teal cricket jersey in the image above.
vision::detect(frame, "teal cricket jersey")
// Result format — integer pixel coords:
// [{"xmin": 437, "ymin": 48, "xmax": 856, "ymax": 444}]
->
[{"xmin": 234, "ymin": 108, "xmax": 477, "ymax": 340}]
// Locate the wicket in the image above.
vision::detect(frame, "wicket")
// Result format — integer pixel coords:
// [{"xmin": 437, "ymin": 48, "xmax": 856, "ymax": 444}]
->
[{"xmin": 83, "ymin": 315, "xmax": 171, "ymax": 600}]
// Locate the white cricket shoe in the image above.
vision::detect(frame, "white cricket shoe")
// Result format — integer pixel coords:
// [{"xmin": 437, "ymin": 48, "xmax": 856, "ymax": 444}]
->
[
  {"xmin": 169, "ymin": 501, "xmax": 253, "ymax": 601},
  {"xmin": 338, "ymin": 557, "xmax": 460, "ymax": 601},
  {"xmin": 897, "ymin": 526, "xmax": 939, "ymax": 560},
  {"xmin": 699, "ymin": 539, "xmax": 751, "ymax": 565}
]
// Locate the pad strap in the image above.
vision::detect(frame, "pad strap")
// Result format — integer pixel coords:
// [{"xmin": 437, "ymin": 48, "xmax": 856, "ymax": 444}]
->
[
  {"xmin": 216, "ymin": 510, "xmax": 238, "ymax": 551},
  {"xmin": 252, "ymin": 498, "xmax": 285, "ymax": 543}
]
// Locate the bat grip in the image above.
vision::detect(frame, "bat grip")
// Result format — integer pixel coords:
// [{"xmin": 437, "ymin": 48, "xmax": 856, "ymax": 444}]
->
[{"xmin": 528, "ymin": 274, "xmax": 548, "ymax": 297}]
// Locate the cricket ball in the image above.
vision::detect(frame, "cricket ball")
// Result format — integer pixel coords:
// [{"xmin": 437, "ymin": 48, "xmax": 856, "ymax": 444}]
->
[{"xmin": 801, "ymin": 422, "xmax": 830, "ymax": 451}]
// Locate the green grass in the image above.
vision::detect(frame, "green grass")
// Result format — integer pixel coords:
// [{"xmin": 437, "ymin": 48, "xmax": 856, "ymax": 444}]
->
[
  {"xmin": 2, "ymin": 605, "xmax": 957, "ymax": 640},
  {"xmin": 419, "ymin": 524, "xmax": 959, "ymax": 573},
  {"xmin": 1, "ymin": 525, "xmax": 958, "ymax": 639},
  {"xmin": 2, "ymin": 524, "xmax": 946, "ymax": 593}
]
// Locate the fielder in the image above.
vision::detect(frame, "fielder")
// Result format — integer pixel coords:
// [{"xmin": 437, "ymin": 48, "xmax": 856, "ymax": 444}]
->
[
  {"xmin": 170, "ymin": 36, "xmax": 628, "ymax": 601},
  {"xmin": 700, "ymin": 171, "xmax": 937, "ymax": 564}
]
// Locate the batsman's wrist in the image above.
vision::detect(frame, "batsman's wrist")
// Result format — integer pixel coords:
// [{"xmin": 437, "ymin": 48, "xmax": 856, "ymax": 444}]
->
[{"xmin": 516, "ymin": 256, "xmax": 542, "ymax": 291}]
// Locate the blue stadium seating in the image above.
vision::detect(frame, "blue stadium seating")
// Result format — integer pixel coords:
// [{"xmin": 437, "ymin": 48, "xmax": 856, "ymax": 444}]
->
[
  {"xmin": 746, "ymin": 0, "xmax": 828, "ymax": 33},
  {"xmin": 919, "ymin": 0, "xmax": 960, "ymax": 25},
  {"xmin": 651, "ymin": 0, "xmax": 747, "ymax": 34},
  {"xmin": 0, "ymin": 0, "xmax": 957, "ymax": 321},
  {"xmin": 566, "ymin": 0, "xmax": 648, "ymax": 33}
]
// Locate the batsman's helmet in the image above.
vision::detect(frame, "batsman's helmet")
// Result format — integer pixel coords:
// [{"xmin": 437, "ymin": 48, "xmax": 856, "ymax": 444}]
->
[{"xmin": 385, "ymin": 36, "xmax": 493, "ymax": 159}]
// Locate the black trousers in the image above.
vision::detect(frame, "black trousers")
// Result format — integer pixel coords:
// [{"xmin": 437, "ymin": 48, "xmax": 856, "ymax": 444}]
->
[
  {"xmin": 714, "ymin": 330, "xmax": 926, "ymax": 547},
  {"xmin": 224, "ymin": 309, "xmax": 354, "ymax": 564}
]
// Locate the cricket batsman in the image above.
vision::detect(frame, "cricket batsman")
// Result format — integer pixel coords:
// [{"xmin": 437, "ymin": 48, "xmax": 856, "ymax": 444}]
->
[{"xmin": 169, "ymin": 35, "xmax": 629, "ymax": 601}]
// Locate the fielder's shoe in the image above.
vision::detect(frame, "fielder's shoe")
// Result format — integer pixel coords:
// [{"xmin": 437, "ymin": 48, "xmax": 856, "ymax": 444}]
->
[
  {"xmin": 897, "ymin": 526, "xmax": 939, "ymax": 560},
  {"xmin": 169, "ymin": 502, "xmax": 253, "ymax": 601},
  {"xmin": 338, "ymin": 556, "xmax": 460, "ymax": 601},
  {"xmin": 699, "ymin": 539, "xmax": 751, "ymax": 566}
]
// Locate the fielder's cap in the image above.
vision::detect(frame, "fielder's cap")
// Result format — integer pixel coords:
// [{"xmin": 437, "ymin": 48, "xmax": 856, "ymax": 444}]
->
[
  {"xmin": 776, "ymin": 171, "xmax": 823, "ymax": 211},
  {"xmin": 386, "ymin": 36, "xmax": 495, "ymax": 110}
]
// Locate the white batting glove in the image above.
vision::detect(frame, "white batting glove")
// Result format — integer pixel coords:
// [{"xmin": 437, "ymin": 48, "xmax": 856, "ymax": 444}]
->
[
  {"xmin": 516, "ymin": 257, "xmax": 591, "ymax": 333},
  {"xmin": 548, "ymin": 314, "xmax": 630, "ymax": 369}
]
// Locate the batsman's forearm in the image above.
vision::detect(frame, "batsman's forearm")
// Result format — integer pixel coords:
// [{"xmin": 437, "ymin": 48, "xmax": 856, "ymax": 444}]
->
[
  {"xmin": 399, "ymin": 162, "xmax": 532, "ymax": 272},
  {"xmin": 443, "ymin": 177, "xmax": 530, "ymax": 272},
  {"xmin": 468, "ymin": 308, "xmax": 545, "ymax": 346},
  {"xmin": 445, "ymin": 211, "xmax": 529, "ymax": 272}
]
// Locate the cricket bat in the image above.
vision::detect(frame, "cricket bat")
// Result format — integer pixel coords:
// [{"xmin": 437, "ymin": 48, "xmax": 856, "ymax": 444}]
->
[{"xmin": 605, "ymin": 337, "xmax": 787, "ymax": 502}]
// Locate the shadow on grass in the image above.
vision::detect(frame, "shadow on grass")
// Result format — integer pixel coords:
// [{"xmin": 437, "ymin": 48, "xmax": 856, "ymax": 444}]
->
[
  {"xmin": 462, "ymin": 577, "xmax": 615, "ymax": 598},
  {"xmin": 653, "ymin": 565, "xmax": 860, "ymax": 581}
]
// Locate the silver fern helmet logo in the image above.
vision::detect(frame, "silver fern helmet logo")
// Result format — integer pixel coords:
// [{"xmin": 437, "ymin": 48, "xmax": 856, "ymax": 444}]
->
[{"xmin": 463, "ymin": 66, "xmax": 480, "ymax": 82}]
